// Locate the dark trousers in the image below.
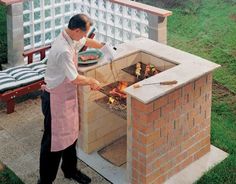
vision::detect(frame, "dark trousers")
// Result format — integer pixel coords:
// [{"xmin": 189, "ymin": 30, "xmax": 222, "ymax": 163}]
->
[{"xmin": 39, "ymin": 91, "xmax": 77, "ymax": 184}]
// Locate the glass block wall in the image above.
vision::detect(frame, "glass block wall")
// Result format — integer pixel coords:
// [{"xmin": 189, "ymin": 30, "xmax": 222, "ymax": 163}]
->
[
  {"xmin": 77, "ymin": 0, "xmax": 149, "ymax": 46},
  {"xmin": 22, "ymin": 0, "xmax": 149, "ymax": 50},
  {"xmin": 23, "ymin": 0, "xmax": 78, "ymax": 50}
]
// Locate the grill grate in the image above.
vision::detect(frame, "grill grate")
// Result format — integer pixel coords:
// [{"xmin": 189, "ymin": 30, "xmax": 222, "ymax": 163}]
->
[
  {"xmin": 95, "ymin": 96, "xmax": 127, "ymax": 120},
  {"xmin": 122, "ymin": 62, "xmax": 161, "ymax": 81}
]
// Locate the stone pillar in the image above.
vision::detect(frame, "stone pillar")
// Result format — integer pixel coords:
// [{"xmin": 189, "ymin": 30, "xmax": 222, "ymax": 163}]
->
[
  {"xmin": 6, "ymin": 2, "xmax": 24, "ymax": 67},
  {"xmin": 148, "ymin": 14, "xmax": 167, "ymax": 44}
]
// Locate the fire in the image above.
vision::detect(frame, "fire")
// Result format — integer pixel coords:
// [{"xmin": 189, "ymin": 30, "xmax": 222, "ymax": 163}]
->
[
  {"xmin": 117, "ymin": 81, "xmax": 128, "ymax": 92},
  {"xmin": 109, "ymin": 81, "xmax": 128, "ymax": 99},
  {"xmin": 108, "ymin": 97, "xmax": 115, "ymax": 104}
]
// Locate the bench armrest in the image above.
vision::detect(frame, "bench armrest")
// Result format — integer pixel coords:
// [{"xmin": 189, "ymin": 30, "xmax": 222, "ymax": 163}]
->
[{"xmin": 23, "ymin": 45, "xmax": 51, "ymax": 64}]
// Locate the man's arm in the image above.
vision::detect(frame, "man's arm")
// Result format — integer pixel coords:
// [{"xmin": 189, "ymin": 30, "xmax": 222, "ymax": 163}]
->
[
  {"xmin": 60, "ymin": 51, "xmax": 100, "ymax": 90},
  {"xmin": 85, "ymin": 38, "xmax": 104, "ymax": 49},
  {"xmin": 71, "ymin": 74, "xmax": 100, "ymax": 90}
]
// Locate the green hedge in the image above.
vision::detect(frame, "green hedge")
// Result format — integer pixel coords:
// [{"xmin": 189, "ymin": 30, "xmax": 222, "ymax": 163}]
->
[{"xmin": 0, "ymin": 5, "xmax": 7, "ymax": 65}]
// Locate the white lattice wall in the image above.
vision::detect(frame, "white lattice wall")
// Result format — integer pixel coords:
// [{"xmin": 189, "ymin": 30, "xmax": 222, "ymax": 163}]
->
[
  {"xmin": 77, "ymin": 0, "xmax": 149, "ymax": 45},
  {"xmin": 23, "ymin": 0, "xmax": 150, "ymax": 50},
  {"xmin": 6, "ymin": 0, "xmax": 171, "ymax": 66},
  {"xmin": 23, "ymin": 0, "xmax": 79, "ymax": 50}
]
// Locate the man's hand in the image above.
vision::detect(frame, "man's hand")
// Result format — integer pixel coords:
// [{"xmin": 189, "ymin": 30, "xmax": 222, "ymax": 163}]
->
[{"xmin": 89, "ymin": 78, "xmax": 101, "ymax": 91}]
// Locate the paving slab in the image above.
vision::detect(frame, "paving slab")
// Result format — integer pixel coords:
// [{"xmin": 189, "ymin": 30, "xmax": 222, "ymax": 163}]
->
[{"xmin": 0, "ymin": 94, "xmax": 111, "ymax": 184}]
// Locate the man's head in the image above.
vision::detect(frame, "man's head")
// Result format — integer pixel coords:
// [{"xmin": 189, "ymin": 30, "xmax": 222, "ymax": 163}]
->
[{"xmin": 68, "ymin": 14, "xmax": 93, "ymax": 41}]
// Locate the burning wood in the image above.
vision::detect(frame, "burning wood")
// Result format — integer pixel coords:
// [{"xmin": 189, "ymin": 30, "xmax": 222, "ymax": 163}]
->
[{"xmin": 107, "ymin": 96, "xmax": 126, "ymax": 110}]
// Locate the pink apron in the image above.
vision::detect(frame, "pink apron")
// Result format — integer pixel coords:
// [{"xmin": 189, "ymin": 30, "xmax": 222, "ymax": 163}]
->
[{"xmin": 47, "ymin": 32, "xmax": 79, "ymax": 152}]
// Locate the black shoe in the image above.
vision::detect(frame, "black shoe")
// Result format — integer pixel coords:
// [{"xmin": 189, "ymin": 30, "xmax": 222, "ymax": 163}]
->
[
  {"xmin": 37, "ymin": 179, "xmax": 52, "ymax": 184},
  {"xmin": 64, "ymin": 170, "xmax": 91, "ymax": 184}
]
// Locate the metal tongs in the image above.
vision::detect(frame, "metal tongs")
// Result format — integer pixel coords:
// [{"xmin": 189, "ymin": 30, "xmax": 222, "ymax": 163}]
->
[{"xmin": 133, "ymin": 80, "xmax": 178, "ymax": 88}]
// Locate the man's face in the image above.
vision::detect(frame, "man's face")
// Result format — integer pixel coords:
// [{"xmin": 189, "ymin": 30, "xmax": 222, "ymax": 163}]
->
[{"xmin": 73, "ymin": 25, "xmax": 90, "ymax": 41}]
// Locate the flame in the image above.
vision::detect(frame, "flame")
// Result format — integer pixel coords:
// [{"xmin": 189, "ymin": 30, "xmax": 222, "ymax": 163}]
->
[
  {"xmin": 108, "ymin": 97, "xmax": 115, "ymax": 104},
  {"xmin": 117, "ymin": 81, "xmax": 128, "ymax": 92}
]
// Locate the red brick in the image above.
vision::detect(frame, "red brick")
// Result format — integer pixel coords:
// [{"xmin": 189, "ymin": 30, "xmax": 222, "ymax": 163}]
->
[
  {"xmin": 161, "ymin": 101, "xmax": 175, "ymax": 115},
  {"xmin": 170, "ymin": 110, "xmax": 181, "ymax": 124},
  {"xmin": 131, "ymin": 109, "xmax": 141, "ymax": 122},
  {"xmin": 146, "ymin": 169, "xmax": 162, "ymax": 184},
  {"xmin": 160, "ymin": 126, "xmax": 167, "ymax": 138},
  {"xmin": 133, "ymin": 129, "xmax": 139, "ymax": 140},
  {"xmin": 132, "ymin": 149, "xmax": 138, "ymax": 160},
  {"xmin": 133, "ymin": 119, "xmax": 154, "ymax": 134},
  {"xmin": 178, "ymin": 155, "xmax": 194, "ymax": 171},
  {"xmin": 133, "ymin": 138, "xmax": 156, "ymax": 154},
  {"xmin": 194, "ymin": 144, "xmax": 210, "ymax": 160},
  {"xmin": 132, "ymin": 178, "xmax": 138, "ymax": 184},
  {"xmin": 159, "ymin": 161, "xmax": 174, "ymax": 176},
  {"xmin": 174, "ymin": 98, "xmax": 183, "ymax": 110},
  {"xmin": 154, "ymin": 154, "xmax": 169, "ymax": 168},
  {"xmin": 153, "ymin": 173, "xmax": 167, "ymax": 184},
  {"xmin": 175, "ymin": 151, "xmax": 188, "ymax": 164},
  {"xmin": 132, "ymin": 97, "xmax": 154, "ymax": 113},
  {"xmin": 154, "ymin": 95, "xmax": 169, "ymax": 110},
  {"xmin": 132, "ymin": 159, "xmax": 139, "ymax": 170},
  {"xmin": 154, "ymin": 117, "xmax": 168, "ymax": 129},
  {"xmin": 137, "ymin": 158, "xmax": 153, "ymax": 175},
  {"xmin": 139, "ymin": 130, "xmax": 160, "ymax": 145},
  {"xmin": 195, "ymin": 75, "xmax": 206, "ymax": 88},
  {"xmin": 167, "ymin": 145, "xmax": 181, "ymax": 159},
  {"xmin": 182, "ymin": 83, "xmax": 194, "ymax": 95},
  {"xmin": 156, "ymin": 144, "xmax": 169, "ymax": 157},
  {"xmin": 154, "ymin": 137, "xmax": 165, "ymax": 148},
  {"xmin": 143, "ymin": 152, "xmax": 158, "ymax": 164},
  {"xmin": 168, "ymin": 88, "xmax": 182, "ymax": 102},
  {"xmin": 132, "ymin": 168, "xmax": 139, "ymax": 183},
  {"xmin": 182, "ymin": 102, "xmax": 193, "ymax": 112},
  {"xmin": 206, "ymin": 73, "xmax": 212, "ymax": 84},
  {"xmin": 138, "ymin": 109, "xmax": 161, "ymax": 122}
]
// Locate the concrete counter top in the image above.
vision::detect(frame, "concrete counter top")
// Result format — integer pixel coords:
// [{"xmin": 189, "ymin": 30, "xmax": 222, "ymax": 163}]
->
[
  {"xmin": 123, "ymin": 38, "xmax": 220, "ymax": 104},
  {"xmin": 78, "ymin": 37, "xmax": 220, "ymax": 104}
]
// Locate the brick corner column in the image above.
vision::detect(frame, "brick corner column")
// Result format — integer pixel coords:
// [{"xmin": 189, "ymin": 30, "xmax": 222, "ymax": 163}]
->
[
  {"xmin": 129, "ymin": 73, "xmax": 213, "ymax": 184},
  {"xmin": 7, "ymin": 2, "xmax": 24, "ymax": 67},
  {"xmin": 130, "ymin": 96, "xmax": 159, "ymax": 184}
]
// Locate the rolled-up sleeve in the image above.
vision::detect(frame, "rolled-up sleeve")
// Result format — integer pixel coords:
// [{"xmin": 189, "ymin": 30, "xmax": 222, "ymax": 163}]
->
[{"xmin": 59, "ymin": 51, "xmax": 78, "ymax": 81}]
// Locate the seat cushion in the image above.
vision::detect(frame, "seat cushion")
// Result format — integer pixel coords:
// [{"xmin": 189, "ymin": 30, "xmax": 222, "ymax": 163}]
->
[
  {"xmin": 0, "ymin": 59, "xmax": 47, "ymax": 93},
  {"xmin": 0, "ymin": 72, "xmax": 19, "ymax": 93},
  {"xmin": 28, "ymin": 61, "xmax": 47, "ymax": 74}
]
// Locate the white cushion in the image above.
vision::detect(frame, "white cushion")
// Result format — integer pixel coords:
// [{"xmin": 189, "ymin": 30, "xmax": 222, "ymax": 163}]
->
[
  {"xmin": 0, "ymin": 72, "xmax": 19, "ymax": 93},
  {"xmin": 0, "ymin": 60, "xmax": 47, "ymax": 93}
]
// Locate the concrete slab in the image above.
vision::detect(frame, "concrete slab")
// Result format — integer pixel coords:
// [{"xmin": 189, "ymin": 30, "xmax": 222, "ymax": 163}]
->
[
  {"xmin": 0, "ymin": 96, "xmax": 111, "ymax": 184},
  {"xmin": 165, "ymin": 145, "xmax": 228, "ymax": 184},
  {"xmin": 78, "ymin": 145, "xmax": 228, "ymax": 184},
  {"xmin": 77, "ymin": 148, "xmax": 128, "ymax": 184}
]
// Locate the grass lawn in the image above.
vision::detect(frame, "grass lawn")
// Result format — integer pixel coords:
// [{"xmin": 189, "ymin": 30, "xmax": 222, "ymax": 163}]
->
[
  {"xmin": 0, "ymin": 0, "xmax": 236, "ymax": 183},
  {"xmin": 195, "ymin": 82, "xmax": 236, "ymax": 184},
  {"xmin": 0, "ymin": 163, "xmax": 24, "ymax": 184},
  {"xmin": 167, "ymin": 0, "xmax": 236, "ymax": 183},
  {"xmin": 168, "ymin": 0, "xmax": 236, "ymax": 93}
]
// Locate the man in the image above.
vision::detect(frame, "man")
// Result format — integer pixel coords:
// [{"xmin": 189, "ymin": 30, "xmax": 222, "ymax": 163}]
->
[{"xmin": 39, "ymin": 14, "xmax": 103, "ymax": 184}]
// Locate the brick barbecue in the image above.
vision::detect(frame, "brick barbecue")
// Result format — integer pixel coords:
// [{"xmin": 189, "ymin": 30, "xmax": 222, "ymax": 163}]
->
[{"xmin": 77, "ymin": 38, "xmax": 220, "ymax": 184}]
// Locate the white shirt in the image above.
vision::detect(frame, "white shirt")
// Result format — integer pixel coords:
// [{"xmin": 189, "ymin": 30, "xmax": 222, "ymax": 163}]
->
[{"xmin": 45, "ymin": 31, "xmax": 86, "ymax": 89}]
